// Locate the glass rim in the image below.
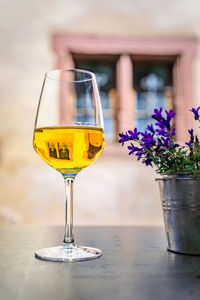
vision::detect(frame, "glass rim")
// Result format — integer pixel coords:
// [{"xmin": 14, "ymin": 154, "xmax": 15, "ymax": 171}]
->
[{"xmin": 45, "ymin": 68, "xmax": 95, "ymax": 83}]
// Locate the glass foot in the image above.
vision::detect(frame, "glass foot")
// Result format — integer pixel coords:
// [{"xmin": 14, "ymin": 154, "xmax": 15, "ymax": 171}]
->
[{"xmin": 35, "ymin": 244, "xmax": 102, "ymax": 262}]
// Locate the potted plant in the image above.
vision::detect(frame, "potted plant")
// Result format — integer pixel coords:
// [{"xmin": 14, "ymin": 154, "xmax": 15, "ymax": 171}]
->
[{"xmin": 119, "ymin": 107, "xmax": 200, "ymax": 255}]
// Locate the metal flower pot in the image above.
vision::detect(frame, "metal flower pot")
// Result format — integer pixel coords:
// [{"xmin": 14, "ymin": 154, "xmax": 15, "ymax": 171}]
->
[{"xmin": 157, "ymin": 174, "xmax": 200, "ymax": 255}]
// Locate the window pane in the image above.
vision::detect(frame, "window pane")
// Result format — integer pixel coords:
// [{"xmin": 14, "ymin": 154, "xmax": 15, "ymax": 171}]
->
[
  {"xmin": 73, "ymin": 55, "xmax": 117, "ymax": 141},
  {"xmin": 133, "ymin": 59, "xmax": 174, "ymax": 131}
]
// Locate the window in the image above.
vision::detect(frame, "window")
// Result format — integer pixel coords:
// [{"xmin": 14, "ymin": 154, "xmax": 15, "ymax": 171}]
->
[{"xmin": 53, "ymin": 35, "xmax": 197, "ymax": 142}]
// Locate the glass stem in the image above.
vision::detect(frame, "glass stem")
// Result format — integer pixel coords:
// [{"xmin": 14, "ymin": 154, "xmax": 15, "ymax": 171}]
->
[{"xmin": 63, "ymin": 177, "xmax": 75, "ymax": 245}]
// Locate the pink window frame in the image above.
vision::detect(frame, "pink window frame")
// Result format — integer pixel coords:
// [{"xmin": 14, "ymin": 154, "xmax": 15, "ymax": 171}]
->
[{"xmin": 52, "ymin": 35, "xmax": 197, "ymax": 141}]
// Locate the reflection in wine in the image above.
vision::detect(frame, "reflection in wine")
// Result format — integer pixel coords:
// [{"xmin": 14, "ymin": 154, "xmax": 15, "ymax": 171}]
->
[{"xmin": 33, "ymin": 126, "xmax": 104, "ymax": 175}]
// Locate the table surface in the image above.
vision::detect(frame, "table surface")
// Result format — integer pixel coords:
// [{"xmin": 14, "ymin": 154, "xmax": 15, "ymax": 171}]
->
[{"xmin": 1, "ymin": 226, "xmax": 200, "ymax": 300}]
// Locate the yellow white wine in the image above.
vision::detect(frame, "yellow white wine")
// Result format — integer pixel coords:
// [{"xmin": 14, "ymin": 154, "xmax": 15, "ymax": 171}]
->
[{"xmin": 33, "ymin": 126, "xmax": 105, "ymax": 174}]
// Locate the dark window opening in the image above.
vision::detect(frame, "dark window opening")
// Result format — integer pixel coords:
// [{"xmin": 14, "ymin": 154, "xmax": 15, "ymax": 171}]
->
[
  {"xmin": 73, "ymin": 54, "xmax": 119, "ymax": 141},
  {"xmin": 132, "ymin": 56, "xmax": 175, "ymax": 132}
]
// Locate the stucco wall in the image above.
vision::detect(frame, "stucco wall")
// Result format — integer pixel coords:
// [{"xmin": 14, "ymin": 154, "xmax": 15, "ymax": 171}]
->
[{"xmin": 1, "ymin": 0, "xmax": 200, "ymax": 225}]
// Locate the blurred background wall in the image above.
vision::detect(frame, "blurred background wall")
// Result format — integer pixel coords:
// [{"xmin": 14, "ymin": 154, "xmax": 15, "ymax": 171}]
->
[{"xmin": 0, "ymin": 0, "xmax": 200, "ymax": 226}]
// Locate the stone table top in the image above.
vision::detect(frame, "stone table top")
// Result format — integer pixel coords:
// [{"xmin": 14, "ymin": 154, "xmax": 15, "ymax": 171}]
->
[{"xmin": 1, "ymin": 226, "xmax": 200, "ymax": 300}]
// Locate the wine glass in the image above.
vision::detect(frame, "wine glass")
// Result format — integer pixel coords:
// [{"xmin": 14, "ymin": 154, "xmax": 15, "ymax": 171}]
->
[{"xmin": 33, "ymin": 69, "xmax": 105, "ymax": 262}]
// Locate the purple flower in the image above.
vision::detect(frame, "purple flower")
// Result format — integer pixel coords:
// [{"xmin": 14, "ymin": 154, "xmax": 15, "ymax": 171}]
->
[
  {"xmin": 127, "ymin": 143, "xmax": 141, "ymax": 155},
  {"xmin": 152, "ymin": 108, "xmax": 163, "ymax": 121},
  {"xmin": 173, "ymin": 143, "xmax": 179, "ymax": 148},
  {"xmin": 185, "ymin": 141, "xmax": 192, "ymax": 147},
  {"xmin": 154, "ymin": 144, "xmax": 162, "ymax": 153},
  {"xmin": 119, "ymin": 128, "xmax": 140, "ymax": 146},
  {"xmin": 156, "ymin": 127, "xmax": 168, "ymax": 137},
  {"xmin": 165, "ymin": 109, "xmax": 176, "ymax": 121},
  {"xmin": 161, "ymin": 137, "xmax": 172, "ymax": 148},
  {"xmin": 188, "ymin": 129, "xmax": 194, "ymax": 142},
  {"xmin": 190, "ymin": 107, "xmax": 200, "ymax": 120},
  {"xmin": 159, "ymin": 119, "xmax": 171, "ymax": 130},
  {"xmin": 171, "ymin": 128, "xmax": 176, "ymax": 136},
  {"xmin": 128, "ymin": 128, "xmax": 140, "ymax": 140},
  {"xmin": 118, "ymin": 132, "xmax": 131, "ymax": 146},
  {"xmin": 147, "ymin": 124, "xmax": 155, "ymax": 134},
  {"xmin": 152, "ymin": 108, "xmax": 176, "ymax": 132},
  {"xmin": 156, "ymin": 127, "xmax": 174, "ymax": 137},
  {"xmin": 185, "ymin": 129, "xmax": 195, "ymax": 148},
  {"xmin": 142, "ymin": 158, "xmax": 153, "ymax": 166},
  {"xmin": 135, "ymin": 150, "xmax": 144, "ymax": 158},
  {"xmin": 145, "ymin": 160, "xmax": 152, "ymax": 166},
  {"xmin": 141, "ymin": 132, "xmax": 156, "ymax": 149}
]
